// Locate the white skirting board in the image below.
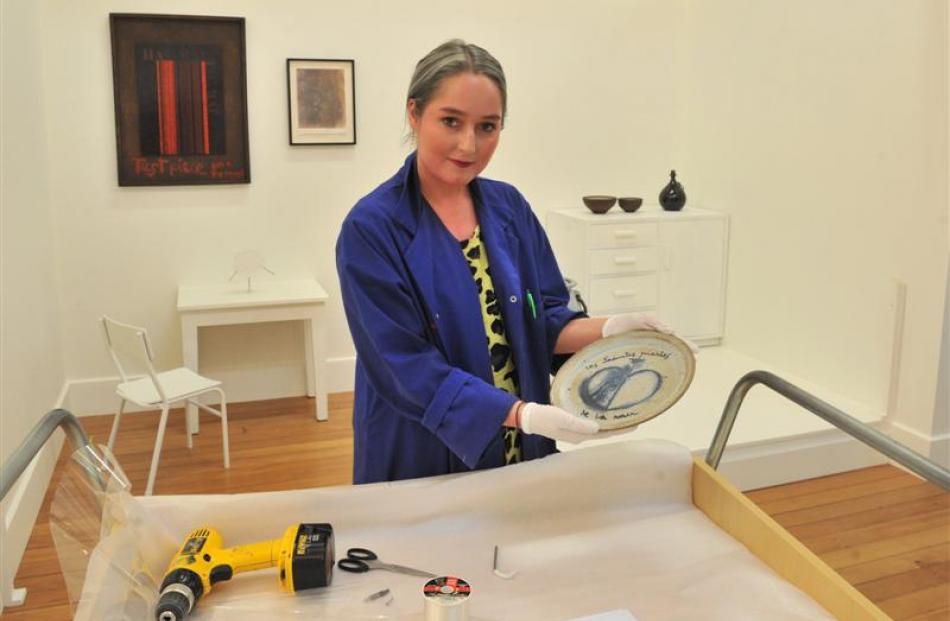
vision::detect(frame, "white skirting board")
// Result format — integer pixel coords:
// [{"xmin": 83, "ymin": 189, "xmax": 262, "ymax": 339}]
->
[
  {"xmin": 887, "ymin": 421, "xmax": 950, "ymax": 470},
  {"xmin": 1, "ymin": 436, "xmax": 63, "ymax": 610},
  {"xmin": 1, "ymin": 383, "xmax": 69, "ymax": 611},
  {"xmin": 557, "ymin": 346, "xmax": 937, "ymax": 490},
  {"xmin": 706, "ymin": 429, "xmax": 887, "ymax": 491},
  {"xmin": 570, "ymin": 426, "xmax": 891, "ymax": 492},
  {"xmin": 63, "ymin": 356, "xmax": 358, "ymax": 417}
]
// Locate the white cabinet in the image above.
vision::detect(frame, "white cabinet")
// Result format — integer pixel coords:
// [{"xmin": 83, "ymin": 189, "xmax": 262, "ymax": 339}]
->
[{"xmin": 547, "ymin": 207, "xmax": 729, "ymax": 345}]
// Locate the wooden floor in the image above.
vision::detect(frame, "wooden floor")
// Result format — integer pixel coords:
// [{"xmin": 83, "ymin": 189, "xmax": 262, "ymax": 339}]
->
[{"xmin": 3, "ymin": 394, "xmax": 947, "ymax": 620}]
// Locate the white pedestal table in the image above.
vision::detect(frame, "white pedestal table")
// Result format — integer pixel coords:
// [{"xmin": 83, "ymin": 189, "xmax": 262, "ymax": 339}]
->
[{"xmin": 177, "ymin": 279, "xmax": 329, "ymax": 434}]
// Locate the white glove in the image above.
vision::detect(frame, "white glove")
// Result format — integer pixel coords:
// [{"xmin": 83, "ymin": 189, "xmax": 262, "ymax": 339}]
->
[
  {"xmin": 519, "ymin": 402, "xmax": 600, "ymax": 444},
  {"xmin": 602, "ymin": 312, "xmax": 673, "ymax": 337},
  {"xmin": 601, "ymin": 312, "xmax": 700, "ymax": 354}
]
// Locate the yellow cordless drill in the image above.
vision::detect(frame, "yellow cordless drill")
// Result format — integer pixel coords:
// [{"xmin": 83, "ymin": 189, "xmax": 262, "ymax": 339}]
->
[{"xmin": 155, "ymin": 523, "xmax": 334, "ymax": 621}]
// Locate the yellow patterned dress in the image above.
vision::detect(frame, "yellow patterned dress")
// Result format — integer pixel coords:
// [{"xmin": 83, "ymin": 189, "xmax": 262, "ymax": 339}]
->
[{"xmin": 460, "ymin": 226, "xmax": 522, "ymax": 464}]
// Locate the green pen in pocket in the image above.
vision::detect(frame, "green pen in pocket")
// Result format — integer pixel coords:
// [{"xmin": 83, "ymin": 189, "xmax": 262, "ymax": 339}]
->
[{"xmin": 526, "ymin": 291, "xmax": 537, "ymax": 319}]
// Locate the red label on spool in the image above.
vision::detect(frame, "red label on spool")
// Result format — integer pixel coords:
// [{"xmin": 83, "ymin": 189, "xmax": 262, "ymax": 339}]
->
[{"xmin": 423, "ymin": 576, "xmax": 471, "ymax": 598}]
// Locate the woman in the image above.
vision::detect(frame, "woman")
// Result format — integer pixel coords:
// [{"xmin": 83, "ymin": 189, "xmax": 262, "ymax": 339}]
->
[{"xmin": 336, "ymin": 39, "xmax": 672, "ymax": 483}]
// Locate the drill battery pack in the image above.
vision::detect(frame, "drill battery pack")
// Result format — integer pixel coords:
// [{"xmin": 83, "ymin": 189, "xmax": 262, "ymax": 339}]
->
[{"xmin": 283, "ymin": 523, "xmax": 335, "ymax": 591}]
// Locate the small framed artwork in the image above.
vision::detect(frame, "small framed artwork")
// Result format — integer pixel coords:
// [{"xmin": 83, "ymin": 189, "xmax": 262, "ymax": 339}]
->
[
  {"xmin": 287, "ymin": 58, "xmax": 356, "ymax": 145},
  {"xmin": 109, "ymin": 14, "xmax": 250, "ymax": 186}
]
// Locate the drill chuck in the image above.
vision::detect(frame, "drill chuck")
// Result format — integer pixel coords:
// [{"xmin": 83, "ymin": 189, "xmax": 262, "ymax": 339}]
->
[
  {"xmin": 156, "ymin": 568, "xmax": 202, "ymax": 621},
  {"xmin": 155, "ymin": 585, "xmax": 193, "ymax": 621}
]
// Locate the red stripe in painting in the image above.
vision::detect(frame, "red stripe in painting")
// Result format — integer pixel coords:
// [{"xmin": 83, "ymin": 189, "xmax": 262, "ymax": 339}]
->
[
  {"xmin": 201, "ymin": 61, "xmax": 210, "ymax": 154},
  {"xmin": 156, "ymin": 60, "xmax": 164, "ymax": 153},
  {"xmin": 159, "ymin": 60, "xmax": 178, "ymax": 154}
]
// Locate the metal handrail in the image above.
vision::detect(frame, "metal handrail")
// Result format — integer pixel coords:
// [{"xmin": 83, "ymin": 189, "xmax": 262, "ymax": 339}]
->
[
  {"xmin": 0, "ymin": 409, "xmax": 103, "ymax": 501},
  {"xmin": 706, "ymin": 370, "xmax": 950, "ymax": 491}
]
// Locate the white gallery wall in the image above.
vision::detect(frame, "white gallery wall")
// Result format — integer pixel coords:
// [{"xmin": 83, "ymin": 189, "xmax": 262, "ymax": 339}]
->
[
  {"xmin": 3, "ymin": 0, "xmax": 948, "ymax": 455},
  {"xmin": 0, "ymin": 0, "xmax": 67, "ymax": 606},
  {"xmin": 674, "ymin": 0, "xmax": 949, "ymax": 459},
  {"xmin": 33, "ymin": 0, "xmax": 684, "ymax": 411},
  {"xmin": 940, "ymin": 0, "xmax": 950, "ymax": 464},
  {"xmin": 1, "ymin": 0, "xmax": 948, "ymax": 597},
  {"xmin": 936, "ymin": 260, "xmax": 949, "ymax": 466}
]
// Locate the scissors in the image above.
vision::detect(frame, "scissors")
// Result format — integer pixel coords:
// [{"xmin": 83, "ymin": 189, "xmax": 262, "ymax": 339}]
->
[{"xmin": 337, "ymin": 547, "xmax": 435, "ymax": 579}]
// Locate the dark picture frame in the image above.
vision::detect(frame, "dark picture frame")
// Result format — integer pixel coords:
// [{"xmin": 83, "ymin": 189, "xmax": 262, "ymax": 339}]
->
[
  {"xmin": 109, "ymin": 14, "xmax": 250, "ymax": 186},
  {"xmin": 287, "ymin": 58, "xmax": 356, "ymax": 145}
]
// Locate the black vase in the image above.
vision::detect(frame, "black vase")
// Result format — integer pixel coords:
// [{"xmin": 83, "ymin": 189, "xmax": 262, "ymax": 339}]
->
[{"xmin": 659, "ymin": 170, "xmax": 686, "ymax": 211}]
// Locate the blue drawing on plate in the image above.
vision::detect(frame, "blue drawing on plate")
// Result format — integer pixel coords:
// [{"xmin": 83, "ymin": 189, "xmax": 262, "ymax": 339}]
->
[{"xmin": 579, "ymin": 358, "xmax": 662, "ymax": 411}]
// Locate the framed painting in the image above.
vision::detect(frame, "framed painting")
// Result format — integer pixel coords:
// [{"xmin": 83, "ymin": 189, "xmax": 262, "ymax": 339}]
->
[
  {"xmin": 287, "ymin": 58, "xmax": 356, "ymax": 145},
  {"xmin": 109, "ymin": 14, "xmax": 250, "ymax": 186}
]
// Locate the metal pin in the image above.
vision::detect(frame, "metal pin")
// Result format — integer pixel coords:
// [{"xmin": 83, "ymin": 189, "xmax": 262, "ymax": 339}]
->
[{"xmin": 364, "ymin": 588, "xmax": 391, "ymax": 603}]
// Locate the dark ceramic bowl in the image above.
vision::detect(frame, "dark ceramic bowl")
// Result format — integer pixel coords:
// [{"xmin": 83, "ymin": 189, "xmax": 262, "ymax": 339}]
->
[
  {"xmin": 583, "ymin": 195, "xmax": 617, "ymax": 214},
  {"xmin": 618, "ymin": 197, "xmax": 643, "ymax": 212}
]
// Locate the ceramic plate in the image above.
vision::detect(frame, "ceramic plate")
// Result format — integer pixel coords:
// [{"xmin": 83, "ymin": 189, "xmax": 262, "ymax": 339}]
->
[{"xmin": 551, "ymin": 330, "xmax": 695, "ymax": 431}]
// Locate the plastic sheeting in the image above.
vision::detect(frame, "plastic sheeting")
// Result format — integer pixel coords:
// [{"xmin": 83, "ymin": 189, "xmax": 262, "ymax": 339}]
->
[
  {"xmin": 61, "ymin": 440, "xmax": 834, "ymax": 620},
  {"xmin": 50, "ymin": 444, "xmax": 179, "ymax": 620}
]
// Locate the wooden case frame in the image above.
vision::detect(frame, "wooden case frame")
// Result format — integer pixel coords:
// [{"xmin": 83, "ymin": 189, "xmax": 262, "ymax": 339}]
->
[{"xmin": 692, "ymin": 458, "xmax": 890, "ymax": 620}]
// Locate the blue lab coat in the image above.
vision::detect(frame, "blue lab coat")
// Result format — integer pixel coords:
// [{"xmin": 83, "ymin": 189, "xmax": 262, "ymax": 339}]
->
[{"xmin": 336, "ymin": 152, "xmax": 584, "ymax": 483}]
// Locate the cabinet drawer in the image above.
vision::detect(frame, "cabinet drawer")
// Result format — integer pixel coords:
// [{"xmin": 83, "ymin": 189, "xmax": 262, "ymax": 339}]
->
[
  {"xmin": 587, "ymin": 222, "xmax": 658, "ymax": 249},
  {"xmin": 588, "ymin": 247, "xmax": 659, "ymax": 276},
  {"xmin": 589, "ymin": 274, "xmax": 658, "ymax": 311}
]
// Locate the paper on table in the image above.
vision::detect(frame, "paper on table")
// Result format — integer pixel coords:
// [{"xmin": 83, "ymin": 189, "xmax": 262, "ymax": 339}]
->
[{"xmin": 69, "ymin": 440, "xmax": 833, "ymax": 621}]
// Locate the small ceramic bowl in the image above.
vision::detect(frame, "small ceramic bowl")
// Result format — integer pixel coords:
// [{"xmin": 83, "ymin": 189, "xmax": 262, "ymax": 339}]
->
[
  {"xmin": 618, "ymin": 197, "xmax": 643, "ymax": 212},
  {"xmin": 583, "ymin": 195, "xmax": 617, "ymax": 214}
]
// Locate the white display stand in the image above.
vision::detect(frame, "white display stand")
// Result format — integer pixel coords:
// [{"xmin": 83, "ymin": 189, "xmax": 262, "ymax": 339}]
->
[{"xmin": 177, "ymin": 279, "xmax": 329, "ymax": 433}]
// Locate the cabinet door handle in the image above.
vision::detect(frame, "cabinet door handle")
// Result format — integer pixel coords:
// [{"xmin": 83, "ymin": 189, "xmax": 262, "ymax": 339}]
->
[
  {"xmin": 613, "ymin": 257, "xmax": 638, "ymax": 265},
  {"xmin": 614, "ymin": 231, "xmax": 638, "ymax": 240},
  {"xmin": 612, "ymin": 289, "xmax": 637, "ymax": 297}
]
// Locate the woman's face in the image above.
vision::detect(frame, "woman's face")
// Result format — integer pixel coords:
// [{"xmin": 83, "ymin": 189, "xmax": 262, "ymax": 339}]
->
[{"xmin": 408, "ymin": 72, "xmax": 503, "ymax": 191}]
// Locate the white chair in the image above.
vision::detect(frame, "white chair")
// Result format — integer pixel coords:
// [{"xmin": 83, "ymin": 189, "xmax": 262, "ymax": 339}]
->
[{"xmin": 101, "ymin": 316, "xmax": 230, "ymax": 495}]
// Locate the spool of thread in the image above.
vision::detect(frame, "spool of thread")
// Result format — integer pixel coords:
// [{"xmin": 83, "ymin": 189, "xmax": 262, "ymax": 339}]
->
[{"xmin": 422, "ymin": 576, "xmax": 471, "ymax": 621}]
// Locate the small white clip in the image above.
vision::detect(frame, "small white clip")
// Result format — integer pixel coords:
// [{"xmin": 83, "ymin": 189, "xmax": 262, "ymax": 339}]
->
[{"xmin": 492, "ymin": 545, "xmax": 518, "ymax": 580}]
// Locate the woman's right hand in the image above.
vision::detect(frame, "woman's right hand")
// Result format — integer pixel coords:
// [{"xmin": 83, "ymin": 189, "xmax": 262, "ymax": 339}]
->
[{"xmin": 519, "ymin": 402, "xmax": 599, "ymax": 443}]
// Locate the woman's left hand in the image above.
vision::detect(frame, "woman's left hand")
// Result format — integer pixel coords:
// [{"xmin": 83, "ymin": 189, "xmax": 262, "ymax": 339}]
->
[{"xmin": 601, "ymin": 312, "xmax": 700, "ymax": 354}]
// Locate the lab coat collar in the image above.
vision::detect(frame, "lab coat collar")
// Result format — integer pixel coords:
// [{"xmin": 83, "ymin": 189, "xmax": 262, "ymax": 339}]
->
[
  {"xmin": 391, "ymin": 151, "xmax": 515, "ymax": 236},
  {"xmin": 390, "ymin": 152, "xmax": 422, "ymax": 234}
]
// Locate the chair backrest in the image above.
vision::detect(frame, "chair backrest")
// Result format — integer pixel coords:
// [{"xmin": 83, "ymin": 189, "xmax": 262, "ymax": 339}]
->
[{"xmin": 100, "ymin": 316, "xmax": 166, "ymax": 401}]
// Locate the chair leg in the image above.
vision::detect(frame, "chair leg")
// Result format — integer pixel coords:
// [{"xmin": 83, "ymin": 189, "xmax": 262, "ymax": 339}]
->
[
  {"xmin": 145, "ymin": 405, "xmax": 171, "ymax": 496},
  {"xmin": 184, "ymin": 400, "xmax": 194, "ymax": 449},
  {"xmin": 107, "ymin": 399, "xmax": 127, "ymax": 454},
  {"xmin": 216, "ymin": 388, "xmax": 230, "ymax": 469}
]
